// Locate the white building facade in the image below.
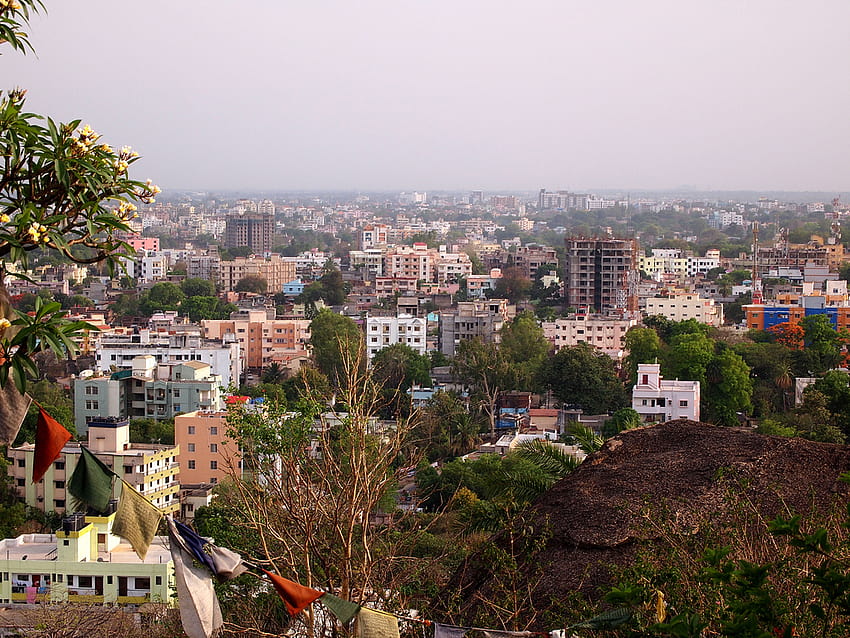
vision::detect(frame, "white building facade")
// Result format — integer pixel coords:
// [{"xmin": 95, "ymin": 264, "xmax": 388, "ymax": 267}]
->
[
  {"xmin": 631, "ymin": 363, "xmax": 700, "ymax": 423},
  {"xmin": 365, "ymin": 314, "xmax": 427, "ymax": 359}
]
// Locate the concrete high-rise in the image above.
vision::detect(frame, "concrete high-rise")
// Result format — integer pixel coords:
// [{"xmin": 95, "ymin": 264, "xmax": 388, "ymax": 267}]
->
[
  {"xmin": 563, "ymin": 238, "xmax": 638, "ymax": 314},
  {"xmin": 224, "ymin": 213, "xmax": 274, "ymax": 253}
]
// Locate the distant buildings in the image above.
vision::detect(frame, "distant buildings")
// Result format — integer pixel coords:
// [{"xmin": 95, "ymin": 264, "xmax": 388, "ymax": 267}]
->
[
  {"xmin": 174, "ymin": 410, "xmax": 238, "ymax": 486},
  {"xmin": 218, "ymin": 254, "xmax": 297, "ymax": 293},
  {"xmin": 438, "ymin": 299, "xmax": 515, "ymax": 356},
  {"xmin": 365, "ymin": 315, "xmax": 427, "ymax": 359}
]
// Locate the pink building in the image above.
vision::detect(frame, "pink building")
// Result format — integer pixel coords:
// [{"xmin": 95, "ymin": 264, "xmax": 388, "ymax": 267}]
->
[{"xmin": 174, "ymin": 410, "xmax": 240, "ymax": 485}]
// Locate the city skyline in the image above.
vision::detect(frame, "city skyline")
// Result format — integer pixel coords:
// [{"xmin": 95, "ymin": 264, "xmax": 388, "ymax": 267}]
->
[{"xmin": 5, "ymin": 0, "xmax": 850, "ymax": 192}]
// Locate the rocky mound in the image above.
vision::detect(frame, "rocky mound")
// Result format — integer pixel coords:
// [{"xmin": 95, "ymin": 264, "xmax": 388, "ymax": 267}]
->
[{"xmin": 435, "ymin": 420, "xmax": 850, "ymax": 626}]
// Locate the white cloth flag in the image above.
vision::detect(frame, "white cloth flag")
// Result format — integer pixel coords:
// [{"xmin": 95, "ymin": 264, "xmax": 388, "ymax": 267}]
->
[{"xmin": 167, "ymin": 516, "xmax": 223, "ymax": 638}]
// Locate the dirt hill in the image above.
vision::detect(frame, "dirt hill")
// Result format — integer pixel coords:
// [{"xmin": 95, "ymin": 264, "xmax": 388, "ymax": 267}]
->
[{"xmin": 434, "ymin": 420, "xmax": 850, "ymax": 627}]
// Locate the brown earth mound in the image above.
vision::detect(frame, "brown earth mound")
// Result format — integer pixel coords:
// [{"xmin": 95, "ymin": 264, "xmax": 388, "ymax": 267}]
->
[{"xmin": 434, "ymin": 420, "xmax": 850, "ymax": 626}]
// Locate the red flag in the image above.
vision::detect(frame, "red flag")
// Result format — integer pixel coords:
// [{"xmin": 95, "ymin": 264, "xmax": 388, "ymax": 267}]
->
[
  {"xmin": 262, "ymin": 569, "xmax": 323, "ymax": 616},
  {"xmin": 32, "ymin": 407, "xmax": 72, "ymax": 483}
]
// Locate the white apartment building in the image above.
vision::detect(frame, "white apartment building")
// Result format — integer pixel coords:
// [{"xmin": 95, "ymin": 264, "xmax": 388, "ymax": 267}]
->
[
  {"xmin": 631, "ymin": 363, "xmax": 700, "ymax": 423},
  {"xmin": 95, "ymin": 329, "xmax": 241, "ymax": 389},
  {"xmin": 365, "ymin": 314, "xmax": 427, "ymax": 359},
  {"xmin": 434, "ymin": 250, "xmax": 472, "ymax": 283},
  {"xmin": 639, "ymin": 249, "xmax": 721, "ymax": 281},
  {"xmin": 543, "ymin": 315, "xmax": 638, "ymax": 358},
  {"xmin": 643, "ymin": 294, "xmax": 723, "ymax": 326},
  {"xmin": 135, "ymin": 253, "xmax": 168, "ymax": 283}
]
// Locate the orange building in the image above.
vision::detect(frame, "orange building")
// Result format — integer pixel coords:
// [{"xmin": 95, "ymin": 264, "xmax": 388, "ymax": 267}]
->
[
  {"xmin": 174, "ymin": 410, "xmax": 240, "ymax": 486},
  {"xmin": 202, "ymin": 309, "xmax": 310, "ymax": 370}
]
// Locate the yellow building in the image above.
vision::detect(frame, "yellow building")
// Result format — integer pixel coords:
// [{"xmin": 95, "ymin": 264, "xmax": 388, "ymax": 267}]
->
[
  {"xmin": 0, "ymin": 511, "xmax": 174, "ymax": 606},
  {"xmin": 8, "ymin": 418, "xmax": 179, "ymax": 516}
]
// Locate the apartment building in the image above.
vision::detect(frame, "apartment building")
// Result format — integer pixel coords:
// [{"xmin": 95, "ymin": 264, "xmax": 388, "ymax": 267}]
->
[
  {"xmin": 365, "ymin": 314, "xmax": 427, "ymax": 359},
  {"xmin": 434, "ymin": 250, "xmax": 472, "ymax": 283},
  {"xmin": 631, "ymin": 363, "xmax": 700, "ymax": 423},
  {"xmin": 8, "ymin": 417, "xmax": 180, "ymax": 515},
  {"xmin": 201, "ymin": 309, "xmax": 310, "ymax": 370},
  {"xmin": 543, "ymin": 315, "xmax": 638, "ymax": 358},
  {"xmin": 174, "ymin": 410, "xmax": 239, "ymax": 485},
  {"xmin": 643, "ymin": 294, "xmax": 724, "ymax": 326},
  {"xmin": 224, "ymin": 212, "xmax": 274, "ymax": 253},
  {"xmin": 218, "ymin": 254, "xmax": 297, "ymax": 293},
  {"xmin": 0, "ymin": 511, "xmax": 174, "ymax": 606},
  {"xmin": 563, "ymin": 237, "xmax": 638, "ymax": 313},
  {"xmin": 73, "ymin": 356, "xmax": 223, "ymax": 433},
  {"xmin": 438, "ymin": 299, "xmax": 515, "ymax": 356},
  {"xmin": 349, "ymin": 248, "xmax": 385, "ymax": 277},
  {"xmin": 95, "ymin": 328, "xmax": 241, "ymax": 389},
  {"xmin": 385, "ymin": 244, "xmax": 434, "ymax": 281}
]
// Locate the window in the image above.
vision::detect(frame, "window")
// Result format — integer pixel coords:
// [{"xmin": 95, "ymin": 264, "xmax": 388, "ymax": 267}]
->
[
  {"xmin": 55, "ymin": 461, "xmax": 64, "ymax": 470},
  {"xmin": 16, "ymin": 459, "xmax": 24, "ymax": 468},
  {"xmin": 209, "ymin": 426, "xmax": 218, "ymax": 435},
  {"xmin": 54, "ymin": 480, "xmax": 65, "ymax": 489},
  {"xmin": 124, "ymin": 465, "xmax": 133, "ymax": 474},
  {"xmin": 15, "ymin": 478, "xmax": 24, "ymax": 487},
  {"xmin": 210, "ymin": 443, "xmax": 218, "ymax": 453},
  {"xmin": 84, "ymin": 385, "xmax": 98, "ymax": 395},
  {"xmin": 155, "ymin": 576, "xmax": 162, "ymax": 586},
  {"xmin": 85, "ymin": 400, "xmax": 99, "ymax": 410},
  {"xmin": 187, "ymin": 460, "xmax": 196, "ymax": 469},
  {"xmin": 187, "ymin": 443, "xmax": 195, "ymax": 452},
  {"xmin": 210, "ymin": 460, "xmax": 218, "ymax": 470},
  {"xmin": 173, "ymin": 389, "xmax": 181, "ymax": 398},
  {"xmin": 134, "ymin": 577, "xmax": 150, "ymax": 590},
  {"xmin": 173, "ymin": 404, "xmax": 181, "ymax": 412},
  {"xmin": 78, "ymin": 576, "xmax": 93, "ymax": 588},
  {"xmin": 187, "ymin": 426, "xmax": 195, "ymax": 435},
  {"xmin": 679, "ymin": 400, "xmax": 689, "ymax": 407}
]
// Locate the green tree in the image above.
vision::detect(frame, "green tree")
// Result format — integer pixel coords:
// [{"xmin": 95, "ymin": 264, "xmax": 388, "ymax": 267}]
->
[
  {"xmin": 181, "ymin": 277, "xmax": 216, "ymax": 298},
  {"xmin": 318, "ymin": 265, "xmax": 347, "ymax": 305},
  {"xmin": 796, "ymin": 314, "xmax": 843, "ymax": 375},
  {"xmin": 308, "ymin": 309, "xmax": 363, "ymax": 388},
  {"xmin": 234, "ymin": 275, "xmax": 268, "ymax": 294},
  {"xmin": 541, "ymin": 343, "xmax": 627, "ymax": 414},
  {"xmin": 452, "ymin": 337, "xmax": 513, "ymax": 438},
  {"xmin": 371, "ymin": 343, "xmax": 431, "ymax": 391},
  {"xmin": 138, "ymin": 282, "xmax": 185, "ymax": 316},
  {"xmin": 492, "ymin": 266, "xmax": 532, "ymax": 304},
  {"xmin": 702, "ymin": 345, "xmax": 753, "ymax": 427},
  {"xmin": 179, "ymin": 296, "xmax": 236, "ymax": 322},
  {"xmin": 14, "ymin": 378, "xmax": 75, "ymax": 446},
  {"xmin": 602, "ymin": 407, "xmax": 642, "ymax": 437},
  {"xmin": 498, "ymin": 311, "xmax": 549, "ymax": 392}
]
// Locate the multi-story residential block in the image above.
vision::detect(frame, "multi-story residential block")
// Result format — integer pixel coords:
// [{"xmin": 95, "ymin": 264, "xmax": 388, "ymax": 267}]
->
[
  {"xmin": 466, "ymin": 269, "xmax": 503, "ymax": 299},
  {"xmin": 135, "ymin": 252, "xmax": 168, "ymax": 283},
  {"xmin": 434, "ymin": 249, "xmax": 472, "ymax": 283},
  {"xmin": 95, "ymin": 328, "xmax": 241, "ymax": 389},
  {"xmin": 563, "ymin": 238, "xmax": 638, "ymax": 313},
  {"xmin": 639, "ymin": 248, "xmax": 721, "ymax": 281},
  {"xmin": 374, "ymin": 276, "xmax": 418, "ymax": 299},
  {"xmin": 224, "ymin": 213, "xmax": 274, "ymax": 253},
  {"xmin": 8, "ymin": 417, "xmax": 180, "ymax": 515},
  {"xmin": 218, "ymin": 254, "xmax": 297, "ymax": 293},
  {"xmin": 631, "ymin": 363, "xmax": 700, "ymax": 423},
  {"xmin": 543, "ymin": 314, "xmax": 638, "ymax": 358},
  {"xmin": 438, "ymin": 299, "xmax": 515, "ymax": 356},
  {"xmin": 538, "ymin": 189, "xmax": 589, "ymax": 211},
  {"xmin": 360, "ymin": 224, "xmax": 390, "ymax": 249},
  {"xmin": 0, "ymin": 510, "xmax": 174, "ymax": 606},
  {"xmin": 643, "ymin": 294, "xmax": 724, "ymax": 326},
  {"xmin": 73, "ymin": 356, "xmax": 224, "ymax": 433},
  {"xmin": 482, "ymin": 245, "xmax": 558, "ymax": 280},
  {"xmin": 186, "ymin": 251, "xmax": 220, "ymax": 281},
  {"xmin": 349, "ymin": 248, "xmax": 385, "ymax": 277},
  {"xmin": 174, "ymin": 410, "xmax": 240, "ymax": 485},
  {"xmin": 201, "ymin": 309, "xmax": 310, "ymax": 370},
  {"xmin": 365, "ymin": 314, "xmax": 427, "ymax": 359},
  {"xmin": 385, "ymin": 244, "xmax": 434, "ymax": 281}
]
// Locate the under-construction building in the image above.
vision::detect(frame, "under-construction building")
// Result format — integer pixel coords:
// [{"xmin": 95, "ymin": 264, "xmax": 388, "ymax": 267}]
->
[
  {"xmin": 563, "ymin": 237, "xmax": 638, "ymax": 314},
  {"xmin": 224, "ymin": 213, "xmax": 274, "ymax": 253}
]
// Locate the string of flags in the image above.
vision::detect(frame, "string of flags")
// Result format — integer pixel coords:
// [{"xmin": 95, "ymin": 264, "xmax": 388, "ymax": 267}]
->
[{"xmin": 25, "ymin": 403, "xmax": 629, "ymax": 638}]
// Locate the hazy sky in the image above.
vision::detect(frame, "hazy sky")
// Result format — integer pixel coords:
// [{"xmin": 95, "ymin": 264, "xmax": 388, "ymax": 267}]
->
[{"xmin": 4, "ymin": 1, "xmax": 850, "ymax": 192}]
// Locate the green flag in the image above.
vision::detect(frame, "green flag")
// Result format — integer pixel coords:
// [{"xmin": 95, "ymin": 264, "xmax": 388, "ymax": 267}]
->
[
  {"xmin": 112, "ymin": 480, "xmax": 162, "ymax": 560},
  {"xmin": 320, "ymin": 593, "xmax": 360, "ymax": 626},
  {"xmin": 68, "ymin": 446, "xmax": 115, "ymax": 513}
]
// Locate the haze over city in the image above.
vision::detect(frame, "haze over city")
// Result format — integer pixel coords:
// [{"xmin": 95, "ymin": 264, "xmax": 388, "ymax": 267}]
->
[{"xmin": 6, "ymin": 0, "xmax": 850, "ymax": 192}]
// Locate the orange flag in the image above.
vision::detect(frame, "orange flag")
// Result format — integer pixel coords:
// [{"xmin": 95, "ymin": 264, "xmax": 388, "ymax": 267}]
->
[
  {"xmin": 32, "ymin": 407, "xmax": 72, "ymax": 483},
  {"xmin": 262, "ymin": 569, "xmax": 323, "ymax": 616}
]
